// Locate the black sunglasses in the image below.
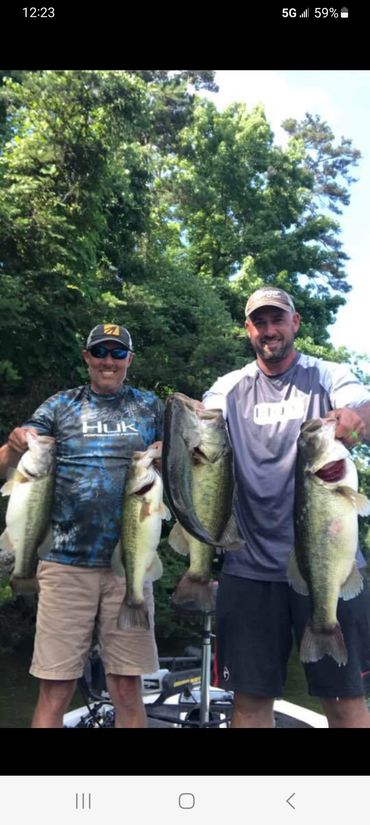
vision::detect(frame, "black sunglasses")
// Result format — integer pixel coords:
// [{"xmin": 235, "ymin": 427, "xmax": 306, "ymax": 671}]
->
[{"xmin": 89, "ymin": 344, "xmax": 130, "ymax": 360}]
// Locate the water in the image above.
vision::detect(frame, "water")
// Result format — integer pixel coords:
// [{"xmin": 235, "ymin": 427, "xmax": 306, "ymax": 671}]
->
[{"xmin": 0, "ymin": 641, "xmax": 323, "ymax": 727}]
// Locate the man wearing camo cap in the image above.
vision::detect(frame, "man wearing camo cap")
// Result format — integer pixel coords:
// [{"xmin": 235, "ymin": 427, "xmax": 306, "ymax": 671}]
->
[{"xmin": 0, "ymin": 324, "xmax": 163, "ymax": 728}]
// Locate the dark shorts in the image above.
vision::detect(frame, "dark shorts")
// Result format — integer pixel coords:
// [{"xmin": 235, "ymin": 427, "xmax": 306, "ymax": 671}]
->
[{"xmin": 216, "ymin": 572, "xmax": 370, "ymax": 699}]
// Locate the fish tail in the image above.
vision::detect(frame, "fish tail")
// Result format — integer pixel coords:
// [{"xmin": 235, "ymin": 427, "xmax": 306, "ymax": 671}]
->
[
  {"xmin": 117, "ymin": 599, "xmax": 150, "ymax": 630},
  {"xmin": 300, "ymin": 620, "xmax": 348, "ymax": 666},
  {"xmin": 10, "ymin": 575, "xmax": 38, "ymax": 596},
  {"xmin": 172, "ymin": 573, "xmax": 215, "ymax": 612}
]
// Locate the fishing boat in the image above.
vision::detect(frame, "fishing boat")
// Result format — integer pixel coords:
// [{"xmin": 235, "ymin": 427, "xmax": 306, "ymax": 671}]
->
[
  {"xmin": 63, "ymin": 651, "xmax": 327, "ymax": 729},
  {"xmin": 64, "ymin": 590, "xmax": 328, "ymax": 729}
]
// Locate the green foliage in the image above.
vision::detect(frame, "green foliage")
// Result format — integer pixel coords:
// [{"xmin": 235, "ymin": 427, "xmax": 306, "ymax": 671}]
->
[
  {"xmin": 0, "ymin": 581, "xmax": 12, "ymax": 606},
  {"xmin": 0, "ymin": 69, "xmax": 363, "ymax": 428},
  {"xmin": 0, "ymin": 70, "xmax": 150, "ymax": 395},
  {"xmin": 355, "ymin": 444, "xmax": 370, "ymax": 561},
  {"xmin": 0, "ymin": 594, "xmax": 37, "ymax": 655}
]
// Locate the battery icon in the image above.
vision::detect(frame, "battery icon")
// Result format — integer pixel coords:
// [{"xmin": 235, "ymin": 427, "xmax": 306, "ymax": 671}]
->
[{"xmin": 340, "ymin": 6, "xmax": 349, "ymax": 16}]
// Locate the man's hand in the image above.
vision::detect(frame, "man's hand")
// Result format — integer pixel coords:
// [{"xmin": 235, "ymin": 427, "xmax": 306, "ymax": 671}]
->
[
  {"xmin": 0, "ymin": 426, "xmax": 37, "ymax": 478},
  {"xmin": 7, "ymin": 427, "xmax": 38, "ymax": 455},
  {"xmin": 192, "ymin": 400, "xmax": 206, "ymax": 412},
  {"xmin": 325, "ymin": 408, "xmax": 366, "ymax": 447},
  {"xmin": 150, "ymin": 440, "xmax": 162, "ymax": 472}
]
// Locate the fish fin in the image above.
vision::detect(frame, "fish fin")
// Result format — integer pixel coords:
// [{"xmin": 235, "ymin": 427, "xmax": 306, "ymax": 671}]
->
[
  {"xmin": 287, "ymin": 551, "xmax": 309, "ymax": 596},
  {"xmin": 168, "ymin": 522, "xmax": 190, "ymax": 556},
  {"xmin": 337, "ymin": 486, "xmax": 370, "ymax": 516},
  {"xmin": 110, "ymin": 542, "xmax": 126, "ymax": 577},
  {"xmin": 0, "ymin": 529, "xmax": 14, "ymax": 552},
  {"xmin": 217, "ymin": 511, "xmax": 244, "ymax": 550},
  {"xmin": 172, "ymin": 573, "xmax": 216, "ymax": 612},
  {"xmin": 340, "ymin": 564, "xmax": 364, "ymax": 600},
  {"xmin": 146, "ymin": 551, "xmax": 163, "ymax": 582},
  {"xmin": 10, "ymin": 575, "xmax": 38, "ymax": 596},
  {"xmin": 37, "ymin": 527, "xmax": 53, "ymax": 559},
  {"xmin": 0, "ymin": 468, "xmax": 24, "ymax": 496},
  {"xmin": 117, "ymin": 601, "xmax": 149, "ymax": 630},
  {"xmin": 5, "ymin": 467, "xmax": 30, "ymax": 491},
  {"xmin": 353, "ymin": 492, "xmax": 370, "ymax": 517},
  {"xmin": 159, "ymin": 503, "xmax": 172, "ymax": 521},
  {"xmin": 1, "ymin": 480, "xmax": 14, "ymax": 496},
  {"xmin": 300, "ymin": 620, "xmax": 348, "ymax": 666},
  {"xmin": 139, "ymin": 501, "xmax": 152, "ymax": 521}
]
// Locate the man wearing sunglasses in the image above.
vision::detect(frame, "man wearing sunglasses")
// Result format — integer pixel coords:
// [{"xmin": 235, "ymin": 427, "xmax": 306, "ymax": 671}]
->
[{"xmin": 0, "ymin": 324, "xmax": 163, "ymax": 728}]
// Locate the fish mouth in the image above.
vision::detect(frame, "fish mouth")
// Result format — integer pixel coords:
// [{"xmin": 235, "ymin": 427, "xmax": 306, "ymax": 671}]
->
[
  {"xmin": 301, "ymin": 419, "xmax": 326, "ymax": 434},
  {"xmin": 315, "ymin": 459, "xmax": 346, "ymax": 482},
  {"xmin": 301, "ymin": 418, "xmax": 337, "ymax": 433},
  {"xmin": 192, "ymin": 446, "xmax": 208, "ymax": 463},
  {"xmin": 197, "ymin": 409, "xmax": 220, "ymax": 420},
  {"xmin": 134, "ymin": 481, "xmax": 154, "ymax": 496}
]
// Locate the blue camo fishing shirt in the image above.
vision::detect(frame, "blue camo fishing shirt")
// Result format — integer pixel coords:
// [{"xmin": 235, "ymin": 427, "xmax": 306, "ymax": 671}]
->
[
  {"xmin": 203, "ymin": 353, "xmax": 370, "ymax": 581},
  {"xmin": 24, "ymin": 384, "xmax": 163, "ymax": 567}
]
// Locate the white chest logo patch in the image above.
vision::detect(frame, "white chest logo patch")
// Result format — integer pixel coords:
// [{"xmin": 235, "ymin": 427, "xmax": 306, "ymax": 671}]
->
[
  {"xmin": 82, "ymin": 420, "xmax": 139, "ymax": 437},
  {"xmin": 253, "ymin": 398, "xmax": 305, "ymax": 425}
]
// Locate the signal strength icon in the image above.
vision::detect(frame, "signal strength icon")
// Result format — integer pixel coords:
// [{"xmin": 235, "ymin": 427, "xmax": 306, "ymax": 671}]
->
[{"xmin": 300, "ymin": 7, "xmax": 309, "ymax": 16}]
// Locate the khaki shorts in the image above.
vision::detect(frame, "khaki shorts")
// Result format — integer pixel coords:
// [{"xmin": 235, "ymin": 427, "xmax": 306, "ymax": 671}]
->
[{"xmin": 30, "ymin": 560, "xmax": 159, "ymax": 680}]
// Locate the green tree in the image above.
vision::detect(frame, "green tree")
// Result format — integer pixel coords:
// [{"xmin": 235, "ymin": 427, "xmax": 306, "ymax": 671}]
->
[
  {"xmin": 148, "ymin": 98, "xmax": 358, "ymax": 343},
  {"xmin": 0, "ymin": 70, "xmax": 152, "ymax": 434},
  {"xmin": 0, "ymin": 70, "xmax": 363, "ymax": 432}
]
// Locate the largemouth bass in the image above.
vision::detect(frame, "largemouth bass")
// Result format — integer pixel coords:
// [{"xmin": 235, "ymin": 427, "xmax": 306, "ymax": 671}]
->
[
  {"xmin": 0, "ymin": 431, "xmax": 55, "ymax": 592},
  {"xmin": 116, "ymin": 444, "xmax": 170, "ymax": 630},
  {"xmin": 163, "ymin": 393, "xmax": 235, "ymax": 547},
  {"xmin": 163, "ymin": 393, "xmax": 238, "ymax": 611},
  {"xmin": 288, "ymin": 417, "xmax": 370, "ymax": 666}
]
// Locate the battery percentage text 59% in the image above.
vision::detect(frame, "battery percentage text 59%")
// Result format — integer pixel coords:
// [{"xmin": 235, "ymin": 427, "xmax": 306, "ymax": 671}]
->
[{"xmin": 315, "ymin": 7, "xmax": 339, "ymax": 16}]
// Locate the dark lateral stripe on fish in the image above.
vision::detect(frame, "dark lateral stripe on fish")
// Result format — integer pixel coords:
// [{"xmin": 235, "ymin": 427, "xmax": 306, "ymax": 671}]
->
[{"xmin": 162, "ymin": 397, "xmax": 222, "ymax": 546}]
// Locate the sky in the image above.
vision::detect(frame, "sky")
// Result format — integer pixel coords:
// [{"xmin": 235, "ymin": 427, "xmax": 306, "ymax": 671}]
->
[{"xmin": 201, "ymin": 71, "xmax": 370, "ymax": 373}]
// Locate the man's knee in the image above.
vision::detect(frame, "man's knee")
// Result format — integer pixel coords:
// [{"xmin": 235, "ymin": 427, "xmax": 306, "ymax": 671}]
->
[
  {"xmin": 320, "ymin": 696, "xmax": 370, "ymax": 727},
  {"xmin": 106, "ymin": 674, "xmax": 142, "ymax": 709},
  {"xmin": 38, "ymin": 679, "xmax": 76, "ymax": 712}
]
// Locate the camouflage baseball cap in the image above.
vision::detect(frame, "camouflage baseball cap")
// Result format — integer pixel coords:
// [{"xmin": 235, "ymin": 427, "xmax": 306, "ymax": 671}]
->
[{"xmin": 245, "ymin": 286, "xmax": 295, "ymax": 318}]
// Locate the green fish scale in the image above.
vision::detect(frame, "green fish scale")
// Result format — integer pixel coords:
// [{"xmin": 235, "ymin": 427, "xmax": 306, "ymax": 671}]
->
[
  {"xmin": 14, "ymin": 475, "xmax": 54, "ymax": 578},
  {"xmin": 188, "ymin": 455, "xmax": 233, "ymax": 579},
  {"xmin": 295, "ymin": 471, "xmax": 358, "ymax": 628},
  {"xmin": 121, "ymin": 495, "xmax": 152, "ymax": 605}
]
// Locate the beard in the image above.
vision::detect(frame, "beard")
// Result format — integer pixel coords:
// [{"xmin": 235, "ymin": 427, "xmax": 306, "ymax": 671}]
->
[{"xmin": 252, "ymin": 332, "xmax": 296, "ymax": 363}]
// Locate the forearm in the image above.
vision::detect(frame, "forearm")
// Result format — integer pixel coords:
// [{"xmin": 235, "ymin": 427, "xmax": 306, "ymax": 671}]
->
[{"xmin": 353, "ymin": 402, "xmax": 370, "ymax": 443}]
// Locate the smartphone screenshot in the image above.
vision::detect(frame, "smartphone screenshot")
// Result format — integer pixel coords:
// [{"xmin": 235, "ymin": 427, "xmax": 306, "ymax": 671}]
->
[{"xmin": 0, "ymin": 4, "xmax": 369, "ymax": 820}]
